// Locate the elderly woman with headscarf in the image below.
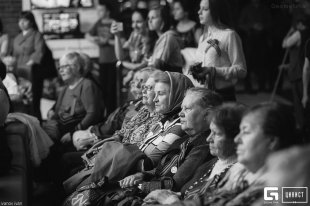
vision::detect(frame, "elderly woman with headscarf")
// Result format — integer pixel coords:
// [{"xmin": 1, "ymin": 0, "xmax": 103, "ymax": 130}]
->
[
  {"xmin": 106, "ymin": 89, "xmax": 222, "ymax": 206},
  {"xmin": 63, "ymin": 71, "xmax": 194, "ymax": 197},
  {"xmin": 142, "ymin": 102, "xmax": 245, "ymax": 205},
  {"xmin": 42, "ymin": 52, "xmax": 103, "ymax": 144}
]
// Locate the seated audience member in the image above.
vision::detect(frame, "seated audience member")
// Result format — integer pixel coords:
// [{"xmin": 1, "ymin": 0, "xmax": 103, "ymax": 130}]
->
[
  {"xmin": 58, "ymin": 68, "xmax": 161, "ymax": 187},
  {"xmin": 72, "ymin": 67, "xmax": 156, "ymax": 151},
  {"xmin": 168, "ymin": 102, "xmax": 298, "ymax": 206},
  {"xmin": 143, "ymin": 102, "xmax": 245, "ymax": 205},
  {"xmin": 0, "ymin": 60, "xmax": 12, "ymax": 175},
  {"xmin": 171, "ymin": 0, "xmax": 202, "ymax": 48},
  {"xmin": 116, "ymin": 89, "xmax": 222, "ymax": 203},
  {"xmin": 42, "ymin": 52, "xmax": 103, "ymax": 144},
  {"xmin": 64, "ymin": 71, "xmax": 193, "ymax": 194},
  {"xmin": 147, "ymin": 6, "xmax": 184, "ymax": 72},
  {"xmin": 251, "ymin": 145, "xmax": 310, "ymax": 206}
]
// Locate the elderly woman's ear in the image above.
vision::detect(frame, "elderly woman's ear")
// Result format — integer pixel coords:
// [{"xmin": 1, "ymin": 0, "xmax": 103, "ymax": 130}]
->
[{"xmin": 268, "ymin": 136, "xmax": 280, "ymax": 151}]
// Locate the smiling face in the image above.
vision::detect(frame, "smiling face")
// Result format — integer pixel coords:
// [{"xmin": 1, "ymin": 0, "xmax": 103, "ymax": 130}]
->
[
  {"xmin": 172, "ymin": 2, "xmax": 186, "ymax": 21},
  {"xmin": 132, "ymin": 11, "xmax": 146, "ymax": 33},
  {"xmin": 142, "ymin": 77, "xmax": 156, "ymax": 108},
  {"xmin": 179, "ymin": 93, "xmax": 209, "ymax": 136},
  {"xmin": 197, "ymin": 0, "xmax": 212, "ymax": 26},
  {"xmin": 153, "ymin": 82, "xmax": 170, "ymax": 114},
  {"xmin": 207, "ymin": 121, "xmax": 235, "ymax": 160},
  {"xmin": 148, "ymin": 9, "xmax": 163, "ymax": 31},
  {"xmin": 234, "ymin": 112, "xmax": 271, "ymax": 172}
]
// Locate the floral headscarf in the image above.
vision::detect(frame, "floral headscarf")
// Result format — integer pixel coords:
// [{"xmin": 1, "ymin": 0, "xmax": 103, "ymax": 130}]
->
[{"xmin": 164, "ymin": 71, "xmax": 194, "ymax": 116}]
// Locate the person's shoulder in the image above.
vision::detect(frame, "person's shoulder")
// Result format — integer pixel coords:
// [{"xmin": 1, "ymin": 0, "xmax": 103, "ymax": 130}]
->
[
  {"xmin": 0, "ymin": 33, "xmax": 9, "ymax": 41},
  {"xmin": 81, "ymin": 78, "xmax": 96, "ymax": 88}
]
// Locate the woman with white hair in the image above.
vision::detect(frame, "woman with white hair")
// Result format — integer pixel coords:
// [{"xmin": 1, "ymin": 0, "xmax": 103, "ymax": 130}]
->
[{"xmin": 43, "ymin": 52, "xmax": 103, "ymax": 144}]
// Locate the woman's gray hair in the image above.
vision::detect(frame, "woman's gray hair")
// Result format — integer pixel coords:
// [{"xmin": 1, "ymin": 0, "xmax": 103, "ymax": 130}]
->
[
  {"xmin": 185, "ymin": 87, "xmax": 223, "ymax": 109},
  {"xmin": 61, "ymin": 52, "xmax": 85, "ymax": 75}
]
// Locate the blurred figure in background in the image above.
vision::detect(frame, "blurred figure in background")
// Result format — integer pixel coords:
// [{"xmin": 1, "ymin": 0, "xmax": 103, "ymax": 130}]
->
[
  {"xmin": 147, "ymin": 5, "xmax": 184, "ymax": 72},
  {"xmin": 42, "ymin": 52, "xmax": 103, "ymax": 146},
  {"xmin": 172, "ymin": 0, "xmax": 202, "ymax": 48},
  {"xmin": 239, "ymin": 0, "xmax": 271, "ymax": 92},
  {"xmin": 85, "ymin": 2, "xmax": 117, "ymax": 114},
  {"xmin": 12, "ymin": 11, "xmax": 46, "ymax": 120},
  {"xmin": 111, "ymin": 9, "xmax": 149, "ymax": 87},
  {"xmin": 0, "ymin": 18, "xmax": 9, "ymax": 60}
]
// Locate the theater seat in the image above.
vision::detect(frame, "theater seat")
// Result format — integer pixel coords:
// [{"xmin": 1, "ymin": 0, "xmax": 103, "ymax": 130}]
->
[{"xmin": 0, "ymin": 121, "xmax": 31, "ymax": 206}]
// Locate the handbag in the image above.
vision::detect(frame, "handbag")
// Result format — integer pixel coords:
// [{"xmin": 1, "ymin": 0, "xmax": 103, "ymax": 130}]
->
[{"xmin": 63, "ymin": 177, "xmax": 109, "ymax": 206}]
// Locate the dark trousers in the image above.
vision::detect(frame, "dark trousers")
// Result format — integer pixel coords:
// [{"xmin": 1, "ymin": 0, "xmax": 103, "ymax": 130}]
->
[{"xmin": 100, "ymin": 62, "xmax": 117, "ymax": 115}]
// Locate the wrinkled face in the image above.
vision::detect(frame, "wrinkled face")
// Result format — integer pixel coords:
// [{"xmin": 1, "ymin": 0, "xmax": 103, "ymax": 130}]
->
[
  {"xmin": 148, "ymin": 9, "xmax": 163, "ymax": 31},
  {"xmin": 19, "ymin": 18, "xmax": 32, "ymax": 31},
  {"xmin": 207, "ymin": 121, "xmax": 235, "ymax": 159},
  {"xmin": 142, "ymin": 77, "xmax": 156, "ymax": 107},
  {"xmin": 197, "ymin": 0, "xmax": 212, "ymax": 26},
  {"xmin": 132, "ymin": 12, "xmax": 146, "ymax": 33},
  {"xmin": 173, "ymin": 2, "xmax": 186, "ymax": 21},
  {"xmin": 235, "ymin": 112, "xmax": 270, "ymax": 170},
  {"xmin": 153, "ymin": 82, "xmax": 170, "ymax": 114},
  {"xmin": 97, "ymin": 5, "xmax": 109, "ymax": 19},
  {"xmin": 130, "ymin": 71, "xmax": 148, "ymax": 99},
  {"xmin": 58, "ymin": 57, "xmax": 79, "ymax": 83},
  {"xmin": 179, "ymin": 93, "xmax": 208, "ymax": 135}
]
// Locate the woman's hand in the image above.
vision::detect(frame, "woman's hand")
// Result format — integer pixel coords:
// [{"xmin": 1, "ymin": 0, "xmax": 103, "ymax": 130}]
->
[
  {"xmin": 119, "ymin": 172, "xmax": 144, "ymax": 188},
  {"xmin": 26, "ymin": 59, "xmax": 34, "ymax": 67},
  {"xmin": 143, "ymin": 189, "xmax": 180, "ymax": 205},
  {"xmin": 302, "ymin": 94, "xmax": 308, "ymax": 108},
  {"xmin": 110, "ymin": 21, "xmax": 122, "ymax": 35},
  {"xmin": 47, "ymin": 109, "xmax": 55, "ymax": 120},
  {"xmin": 60, "ymin": 132, "xmax": 72, "ymax": 144},
  {"xmin": 72, "ymin": 130, "xmax": 97, "ymax": 151},
  {"xmin": 189, "ymin": 63, "xmax": 214, "ymax": 84}
]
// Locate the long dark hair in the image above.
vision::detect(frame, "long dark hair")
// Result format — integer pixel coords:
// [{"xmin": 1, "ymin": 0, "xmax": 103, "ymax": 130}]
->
[
  {"xmin": 208, "ymin": 0, "xmax": 233, "ymax": 29},
  {"xmin": 19, "ymin": 11, "xmax": 39, "ymax": 31}
]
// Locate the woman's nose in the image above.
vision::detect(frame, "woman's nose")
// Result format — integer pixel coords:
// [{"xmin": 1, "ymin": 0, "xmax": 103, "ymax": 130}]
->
[
  {"xmin": 179, "ymin": 111, "xmax": 185, "ymax": 118},
  {"xmin": 234, "ymin": 133, "xmax": 241, "ymax": 144},
  {"xmin": 206, "ymin": 133, "xmax": 213, "ymax": 143}
]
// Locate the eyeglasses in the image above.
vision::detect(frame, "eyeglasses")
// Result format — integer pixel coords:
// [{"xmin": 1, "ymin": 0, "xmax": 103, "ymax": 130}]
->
[
  {"xmin": 142, "ymin": 85, "xmax": 153, "ymax": 91},
  {"xmin": 58, "ymin": 64, "xmax": 75, "ymax": 70},
  {"xmin": 130, "ymin": 79, "xmax": 144, "ymax": 88}
]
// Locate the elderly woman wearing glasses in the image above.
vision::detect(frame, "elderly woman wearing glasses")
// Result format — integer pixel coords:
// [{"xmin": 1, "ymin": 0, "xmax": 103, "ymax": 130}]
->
[
  {"xmin": 42, "ymin": 52, "xmax": 103, "ymax": 144},
  {"xmin": 142, "ymin": 102, "xmax": 245, "ymax": 205}
]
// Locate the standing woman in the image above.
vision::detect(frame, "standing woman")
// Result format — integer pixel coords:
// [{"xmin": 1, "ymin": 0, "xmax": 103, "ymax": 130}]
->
[
  {"xmin": 0, "ymin": 18, "xmax": 10, "ymax": 60},
  {"xmin": 111, "ymin": 9, "xmax": 149, "ymax": 71},
  {"xmin": 13, "ymin": 11, "xmax": 45, "ymax": 120},
  {"xmin": 172, "ymin": 0, "xmax": 202, "ymax": 48},
  {"xmin": 190, "ymin": 0, "xmax": 247, "ymax": 101},
  {"xmin": 147, "ymin": 6, "xmax": 184, "ymax": 72}
]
